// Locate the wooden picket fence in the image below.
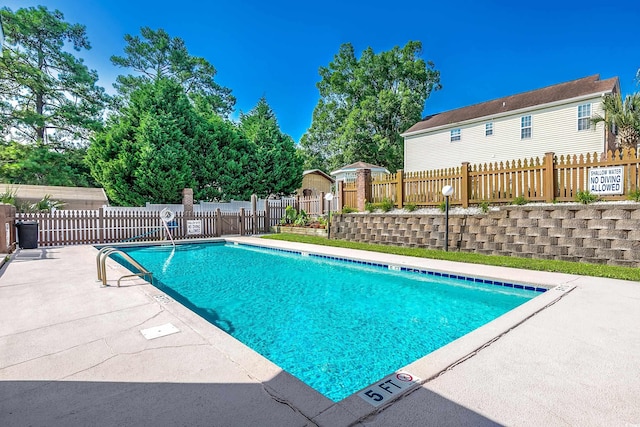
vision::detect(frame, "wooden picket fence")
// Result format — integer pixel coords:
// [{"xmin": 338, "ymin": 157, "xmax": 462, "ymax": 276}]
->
[
  {"xmin": 362, "ymin": 148, "xmax": 640, "ymax": 208},
  {"xmin": 16, "ymin": 208, "xmax": 262, "ymax": 247},
  {"xmin": 14, "ymin": 196, "xmax": 336, "ymax": 247}
]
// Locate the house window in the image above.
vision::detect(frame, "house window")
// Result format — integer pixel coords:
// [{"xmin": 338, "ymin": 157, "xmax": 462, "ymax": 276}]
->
[
  {"xmin": 450, "ymin": 128, "xmax": 461, "ymax": 142},
  {"xmin": 521, "ymin": 115, "xmax": 532, "ymax": 139},
  {"xmin": 578, "ymin": 103, "xmax": 591, "ymax": 131},
  {"xmin": 485, "ymin": 122, "xmax": 493, "ymax": 136}
]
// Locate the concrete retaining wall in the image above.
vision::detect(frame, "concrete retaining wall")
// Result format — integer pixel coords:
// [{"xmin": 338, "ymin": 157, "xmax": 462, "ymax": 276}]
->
[{"xmin": 332, "ymin": 204, "xmax": 640, "ymax": 267}]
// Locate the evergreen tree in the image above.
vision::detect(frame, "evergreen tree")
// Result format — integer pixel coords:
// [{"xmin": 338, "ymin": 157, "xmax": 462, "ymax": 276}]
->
[
  {"xmin": 87, "ymin": 79, "xmax": 196, "ymax": 205},
  {"xmin": 88, "ymin": 79, "xmax": 256, "ymax": 205},
  {"xmin": 195, "ymin": 115, "xmax": 256, "ymax": 201},
  {"xmin": 0, "ymin": 6, "xmax": 109, "ymax": 147},
  {"xmin": 240, "ymin": 97, "xmax": 303, "ymax": 197},
  {"xmin": 111, "ymin": 27, "xmax": 234, "ymax": 117}
]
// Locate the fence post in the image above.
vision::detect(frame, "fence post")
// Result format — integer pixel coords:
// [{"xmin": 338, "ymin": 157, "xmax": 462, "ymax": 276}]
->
[
  {"xmin": 182, "ymin": 188, "xmax": 194, "ymax": 236},
  {"xmin": 239, "ymin": 208, "xmax": 245, "ymax": 236},
  {"xmin": 337, "ymin": 181, "xmax": 344, "ymax": 212},
  {"xmin": 396, "ymin": 169, "xmax": 404, "ymax": 208},
  {"xmin": 264, "ymin": 200, "xmax": 270, "ymax": 232},
  {"xmin": 461, "ymin": 162, "xmax": 470, "ymax": 208},
  {"xmin": 544, "ymin": 152, "xmax": 556, "ymax": 202},
  {"xmin": 0, "ymin": 204, "xmax": 16, "ymax": 253},
  {"xmin": 251, "ymin": 194, "xmax": 257, "ymax": 234},
  {"xmin": 319, "ymin": 192, "xmax": 325, "ymax": 215},
  {"xmin": 216, "ymin": 208, "xmax": 222, "ymax": 236},
  {"xmin": 356, "ymin": 168, "xmax": 372, "ymax": 212}
]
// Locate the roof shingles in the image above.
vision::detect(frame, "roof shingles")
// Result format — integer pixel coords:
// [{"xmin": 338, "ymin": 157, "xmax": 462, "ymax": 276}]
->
[{"xmin": 404, "ymin": 75, "xmax": 619, "ymax": 135}]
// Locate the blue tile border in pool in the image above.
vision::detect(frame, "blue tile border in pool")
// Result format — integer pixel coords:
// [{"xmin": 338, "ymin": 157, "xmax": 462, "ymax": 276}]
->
[{"xmin": 232, "ymin": 242, "xmax": 547, "ymax": 293}]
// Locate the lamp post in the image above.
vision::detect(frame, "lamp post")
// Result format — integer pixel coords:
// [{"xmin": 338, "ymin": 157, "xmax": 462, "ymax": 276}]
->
[
  {"xmin": 441, "ymin": 185, "xmax": 454, "ymax": 251},
  {"xmin": 324, "ymin": 193, "xmax": 334, "ymax": 239}
]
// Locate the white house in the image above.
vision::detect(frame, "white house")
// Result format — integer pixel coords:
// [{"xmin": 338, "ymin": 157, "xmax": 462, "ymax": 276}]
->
[
  {"xmin": 330, "ymin": 161, "xmax": 390, "ymax": 183},
  {"xmin": 401, "ymin": 75, "xmax": 619, "ymax": 172}
]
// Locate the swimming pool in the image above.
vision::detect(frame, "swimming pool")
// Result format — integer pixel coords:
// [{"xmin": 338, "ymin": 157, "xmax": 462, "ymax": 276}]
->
[{"xmin": 118, "ymin": 242, "xmax": 542, "ymax": 402}]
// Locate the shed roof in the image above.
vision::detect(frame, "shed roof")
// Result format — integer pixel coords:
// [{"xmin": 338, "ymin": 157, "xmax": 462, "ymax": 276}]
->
[
  {"xmin": 302, "ymin": 169, "xmax": 335, "ymax": 182},
  {"xmin": 330, "ymin": 162, "xmax": 390, "ymax": 175},
  {"xmin": 0, "ymin": 184, "xmax": 108, "ymax": 203},
  {"xmin": 403, "ymin": 74, "xmax": 619, "ymax": 135}
]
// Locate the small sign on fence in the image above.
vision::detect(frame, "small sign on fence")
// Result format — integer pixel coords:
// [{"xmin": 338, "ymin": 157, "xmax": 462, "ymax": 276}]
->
[
  {"xmin": 588, "ymin": 166, "xmax": 624, "ymax": 195},
  {"xmin": 186, "ymin": 219, "xmax": 202, "ymax": 235}
]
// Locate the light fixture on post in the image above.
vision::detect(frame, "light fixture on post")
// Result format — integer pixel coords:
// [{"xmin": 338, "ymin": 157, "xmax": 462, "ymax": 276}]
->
[
  {"xmin": 324, "ymin": 192, "xmax": 334, "ymax": 239},
  {"xmin": 441, "ymin": 185, "xmax": 454, "ymax": 251}
]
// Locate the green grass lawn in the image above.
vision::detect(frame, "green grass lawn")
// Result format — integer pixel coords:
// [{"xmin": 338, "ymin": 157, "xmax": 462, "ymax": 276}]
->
[{"xmin": 262, "ymin": 234, "xmax": 640, "ymax": 282}]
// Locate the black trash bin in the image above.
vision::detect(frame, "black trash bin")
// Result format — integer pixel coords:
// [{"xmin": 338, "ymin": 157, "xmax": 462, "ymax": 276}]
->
[{"xmin": 16, "ymin": 221, "xmax": 38, "ymax": 249}]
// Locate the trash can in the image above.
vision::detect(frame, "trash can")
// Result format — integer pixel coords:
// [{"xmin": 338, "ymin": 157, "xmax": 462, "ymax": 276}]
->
[{"xmin": 15, "ymin": 221, "xmax": 38, "ymax": 249}]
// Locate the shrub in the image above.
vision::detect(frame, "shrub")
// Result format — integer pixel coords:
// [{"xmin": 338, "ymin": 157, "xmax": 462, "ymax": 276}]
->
[
  {"xmin": 365, "ymin": 202, "xmax": 377, "ymax": 213},
  {"xmin": 380, "ymin": 198, "xmax": 394, "ymax": 212},
  {"xmin": 478, "ymin": 200, "xmax": 490, "ymax": 213},
  {"xmin": 284, "ymin": 205, "xmax": 297, "ymax": 224},
  {"xmin": 438, "ymin": 201, "xmax": 447, "ymax": 212},
  {"xmin": 404, "ymin": 202, "xmax": 417, "ymax": 212},
  {"xmin": 0, "ymin": 188, "xmax": 17, "ymax": 206},
  {"xmin": 341, "ymin": 206, "xmax": 357, "ymax": 214},
  {"xmin": 512, "ymin": 195, "xmax": 528, "ymax": 205},
  {"xmin": 576, "ymin": 190, "xmax": 599, "ymax": 204},
  {"xmin": 294, "ymin": 210, "xmax": 309, "ymax": 226},
  {"xmin": 628, "ymin": 189, "xmax": 640, "ymax": 202}
]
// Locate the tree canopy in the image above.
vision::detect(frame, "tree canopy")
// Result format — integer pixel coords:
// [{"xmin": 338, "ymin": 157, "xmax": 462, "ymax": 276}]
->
[
  {"xmin": 87, "ymin": 79, "xmax": 256, "ymax": 205},
  {"xmin": 239, "ymin": 97, "xmax": 303, "ymax": 197},
  {"xmin": 0, "ymin": 141, "xmax": 95, "ymax": 186},
  {"xmin": 87, "ymin": 79, "xmax": 195, "ymax": 205},
  {"xmin": 111, "ymin": 27, "xmax": 235, "ymax": 117},
  {"xmin": 300, "ymin": 41, "xmax": 441, "ymax": 173},
  {"xmin": 0, "ymin": 6, "xmax": 109, "ymax": 147}
]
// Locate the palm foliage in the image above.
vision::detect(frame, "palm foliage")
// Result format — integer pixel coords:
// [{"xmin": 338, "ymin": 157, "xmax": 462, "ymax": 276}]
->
[{"xmin": 592, "ymin": 93, "xmax": 640, "ymax": 150}]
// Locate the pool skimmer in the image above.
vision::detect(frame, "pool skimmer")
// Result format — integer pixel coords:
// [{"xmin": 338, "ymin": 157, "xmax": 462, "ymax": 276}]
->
[{"xmin": 140, "ymin": 323, "xmax": 180, "ymax": 340}]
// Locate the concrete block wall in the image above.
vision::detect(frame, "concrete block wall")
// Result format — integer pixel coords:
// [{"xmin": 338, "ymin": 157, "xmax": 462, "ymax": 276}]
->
[{"xmin": 332, "ymin": 204, "xmax": 640, "ymax": 267}]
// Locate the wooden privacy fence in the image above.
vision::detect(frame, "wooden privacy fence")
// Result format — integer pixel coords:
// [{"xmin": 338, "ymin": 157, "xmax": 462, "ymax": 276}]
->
[{"xmin": 362, "ymin": 149, "xmax": 640, "ymax": 208}]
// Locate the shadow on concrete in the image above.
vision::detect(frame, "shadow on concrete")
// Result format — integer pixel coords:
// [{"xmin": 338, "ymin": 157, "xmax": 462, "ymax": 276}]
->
[
  {"xmin": 0, "ymin": 377, "xmax": 311, "ymax": 427},
  {"xmin": 0, "ymin": 376, "xmax": 501, "ymax": 427}
]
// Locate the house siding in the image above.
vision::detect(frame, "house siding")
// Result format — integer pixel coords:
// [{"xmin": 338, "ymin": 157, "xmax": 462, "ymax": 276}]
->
[{"xmin": 404, "ymin": 96, "xmax": 606, "ymax": 172}]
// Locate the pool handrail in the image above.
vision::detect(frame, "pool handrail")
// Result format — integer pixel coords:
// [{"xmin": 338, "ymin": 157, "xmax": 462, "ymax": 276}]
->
[{"xmin": 96, "ymin": 246, "xmax": 153, "ymax": 287}]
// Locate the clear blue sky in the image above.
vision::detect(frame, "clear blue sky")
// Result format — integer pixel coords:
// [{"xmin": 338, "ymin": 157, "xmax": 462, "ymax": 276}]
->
[{"xmin": 4, "ymin": 0, "xmax": 639, "ymax": 143}]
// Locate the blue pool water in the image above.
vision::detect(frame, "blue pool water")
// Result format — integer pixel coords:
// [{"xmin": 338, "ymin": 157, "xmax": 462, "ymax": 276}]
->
[{"xmin": 119, "ymin": 243, "xmax": 539, "ymax": 402}]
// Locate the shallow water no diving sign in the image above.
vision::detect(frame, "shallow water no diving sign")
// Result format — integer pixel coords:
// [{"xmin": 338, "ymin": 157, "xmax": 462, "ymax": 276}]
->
[
  {"xmin": 187, "ymin": 219, "xmax": 202, "ymax": 235},
  {"xmin": 358, "ymin": 372, "xmax": 421, "ymax": 407}
]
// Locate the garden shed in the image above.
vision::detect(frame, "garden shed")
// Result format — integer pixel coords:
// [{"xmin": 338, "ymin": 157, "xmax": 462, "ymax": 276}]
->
[
  {"xmin": 297, "ymin": 169, "xmax": 334, "ymax": 197},
  {"xmin": 0, "ymin": 184, "xmax": 109, "ymax": 210}
]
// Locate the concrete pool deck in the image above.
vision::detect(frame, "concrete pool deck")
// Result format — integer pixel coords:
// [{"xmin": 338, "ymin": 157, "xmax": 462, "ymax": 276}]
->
[{"xmin": 0, "ymin": 236, "xmax": 638, "ymax": 426}]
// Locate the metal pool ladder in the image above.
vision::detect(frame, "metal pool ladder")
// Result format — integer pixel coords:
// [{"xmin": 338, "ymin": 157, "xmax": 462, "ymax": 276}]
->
[{"xmin": 96, "ymin": 246, "xmax": 153, "ymax": 287}]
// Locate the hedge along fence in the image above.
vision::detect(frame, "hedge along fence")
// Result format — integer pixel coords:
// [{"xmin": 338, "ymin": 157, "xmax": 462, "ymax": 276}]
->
[{"xmin": 360, "ymin": 148, "xmax": 640, "ymax": 209}]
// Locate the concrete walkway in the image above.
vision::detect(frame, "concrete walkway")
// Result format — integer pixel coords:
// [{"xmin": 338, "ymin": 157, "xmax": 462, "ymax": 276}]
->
[{"xmin": 0, "ymin": 238, "xmax": 638, "ymax": 426}]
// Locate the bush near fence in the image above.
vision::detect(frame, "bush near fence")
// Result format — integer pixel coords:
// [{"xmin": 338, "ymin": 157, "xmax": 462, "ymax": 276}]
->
[{"xmin": 346, "ymin": 148, "xmax": 640, "ymax": 209}]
